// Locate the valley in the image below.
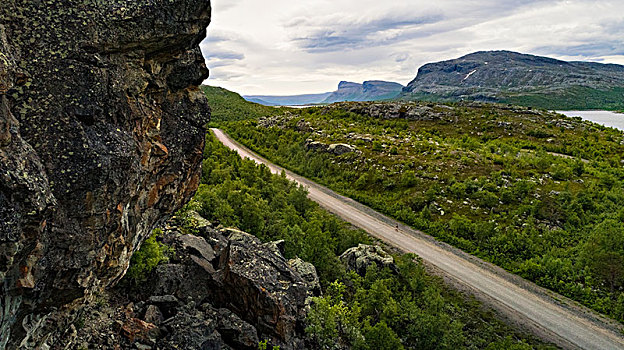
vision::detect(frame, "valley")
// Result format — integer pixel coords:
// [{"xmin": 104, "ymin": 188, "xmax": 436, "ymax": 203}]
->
[
  {"xmin": 212, "ymin": 127, "xmax": 624, "ymax": 350},
  {"xmin": 178, "ymin": 129, "xmax": 558, "ymax": 349},
  {"xmin": 228, "ymin": 51, "xmax": 624, "ymax": 112},
  {"xmin": 205, "ymin": 85, "xmax": 624, "ymax": 345}
]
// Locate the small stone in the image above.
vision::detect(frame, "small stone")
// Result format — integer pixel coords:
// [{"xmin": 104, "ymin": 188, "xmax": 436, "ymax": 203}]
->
[{"xmin": 144, "ymin": 305, "xmax": 164, "ymax": 326}]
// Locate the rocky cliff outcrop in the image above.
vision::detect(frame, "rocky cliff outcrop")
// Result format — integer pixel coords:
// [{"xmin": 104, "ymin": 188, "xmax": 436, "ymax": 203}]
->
[
  {"xmin": 323, "ymin": 101, "xmax": 450, "ymax": 121},
  {"xmin": 0, "ymin": 1, "xmax": 211, "ymax": 348},
  {"xmin": 61, "ymin": 213, "xmax": 318, "ymax": 350}
]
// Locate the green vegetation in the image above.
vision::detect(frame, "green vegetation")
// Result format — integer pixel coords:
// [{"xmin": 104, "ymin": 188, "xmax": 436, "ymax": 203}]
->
[
  {"xmin": 125, "ymin": 228, "xmax": 171, "ymax": 284},
  {"xmin": 201, "ymin": 85, "xmax": 282, "ymax": 123},
  {"xmin": 258, "ymin": 340, "xmax": 280, "ymax": 350},
  {"xmin": 215, "ymin": 97, "xmax": 624, "ymax": 325},
  {"xmin": 184, "ymin": 132, "xmax": 552, "ymax": 349},
  {"xmin": 187, "ymin": 133, "xmax": 370, "ymax": 283},
  {"xmin": 502, "ymin": 86, "xmax": 624, "ymax": 111},
  {"xmin": 403, "ymin": 86, "xmax": 624, "ymax": 111}
]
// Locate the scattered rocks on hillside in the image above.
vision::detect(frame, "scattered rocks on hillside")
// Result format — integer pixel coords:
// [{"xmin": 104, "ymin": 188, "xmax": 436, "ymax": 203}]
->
[
  {"xmin": 258, "ymin": 115, "xmax": 285, "ymax": 128},
  {"xmin": 325, "ymin": 102, "xmax": 446, "ymax": 121},
  {"xmin": 354, "ymin": 135, "xmax": 374, "ymax": 143},
  {"xmin": 548, "ymin": 119, "xmax": 577, "ymax": 130},
  {"xmin": 258, "ymin": 113, "xmax": 299, "ymax": 129},
  {"xmin": 340, "ymin": 244, "xmax": 398, "ymax": 276},
  {"xmin": 495, "ymin": 121, "xmax": 513, "ymax": 129},
  {"xmin": 296, "ymin": 119, "xmax": 314, "ymax": 132}
]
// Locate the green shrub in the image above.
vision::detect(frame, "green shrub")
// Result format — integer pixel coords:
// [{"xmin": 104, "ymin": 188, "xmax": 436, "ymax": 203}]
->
[
  {"xmin": 551, "ymin": 165, "xmax": 573, "ymax": 181},
  {"xmin": 372, "ymin": 141, "xmax": 383, "ymax": 152},
  {"xmin": 527, "ymin": 129, "xmax": 552, "ymax": 138},
  {"xmin": 258, "ymin": 340, "xmax": 280, "ymax": 350},
  {"xmin": 126, "ymin": 229, "xmax": 171, "ymax": 283},
  {"xmin": 400, "ymin": 170, "xmax": 417, "ymax": 187},
  {"xmin": 362, "ymin": 321, "xmax": 404, "ymax": 350}
]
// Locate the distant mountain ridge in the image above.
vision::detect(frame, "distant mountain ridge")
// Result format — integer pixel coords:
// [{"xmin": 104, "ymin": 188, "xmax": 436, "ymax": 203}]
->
[
  {"xmin": 403, "ymin": 50, "xmax": 624, "ymax": 110},
  {"xmin": 245, "ymin": 80, "xmax": 404, "ymax": 106},
  {"xmin": 244, "ymin": 92, "xmax": 333, "ymax": 106}
]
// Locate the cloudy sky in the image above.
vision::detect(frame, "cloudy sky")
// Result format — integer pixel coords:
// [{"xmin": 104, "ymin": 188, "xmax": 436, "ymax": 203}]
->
[{"xmin": 200, "ymin": 0, "xmax": 624, "ymax": 96}]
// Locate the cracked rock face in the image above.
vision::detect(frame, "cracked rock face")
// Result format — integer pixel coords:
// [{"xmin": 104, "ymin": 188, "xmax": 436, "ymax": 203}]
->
[{"xmin": 0, "ymin": 1, "xmax": 211, "ymax": 347}]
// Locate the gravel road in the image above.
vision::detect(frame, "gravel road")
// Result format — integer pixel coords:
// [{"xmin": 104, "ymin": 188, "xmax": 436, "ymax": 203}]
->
[{"xmin": 212, "ymin": 128, "xmax": 624, "ymax": 350}]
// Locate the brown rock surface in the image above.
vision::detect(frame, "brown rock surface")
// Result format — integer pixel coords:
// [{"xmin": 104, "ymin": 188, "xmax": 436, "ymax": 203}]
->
[{"xmin": 0, "ymin": 1, "xmax": 211, "ymax": 347}]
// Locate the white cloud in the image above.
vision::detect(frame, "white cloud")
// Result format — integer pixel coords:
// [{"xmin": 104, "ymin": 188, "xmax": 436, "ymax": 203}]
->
[{"xmin": 202, "ymin": 0, "xmax": 624, "ymax": 95}]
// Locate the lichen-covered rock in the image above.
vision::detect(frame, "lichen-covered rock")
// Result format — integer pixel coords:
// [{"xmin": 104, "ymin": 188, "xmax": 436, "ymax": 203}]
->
[
  {"xmin": 178, "ymin": 233, "xmax": 217, "ymax": 263},
  {"xmin": 329, "ymin": 143, "xmax": 357, "ymax": 155},
  {"xmin": 305, "ymin": 139, "xmax": 329, "ymax": 152},
  {"xmin": 213, "ymin": 231, "xmax": 310, "ymax": 349},
  {"xmin": 289, "ymin": 257, "xmax": 321, "ymax": 297},
  {"xmin": 305, "ymin": 139, "xmax": 357, "ymax": 156},
  {"xmin": 340, "ymin": 244, "xmax": 398, "ymax": 276},
  {"xmin": 208, "ymin": 307, "xmax": 260, "ymax": 350},
  {"xmin": 0, "ymin": 1, "xmax": 211, "ymax": 347},
  {"xmin": 144, "ymin": 304, "xmax": 165, "ymax": 326}
]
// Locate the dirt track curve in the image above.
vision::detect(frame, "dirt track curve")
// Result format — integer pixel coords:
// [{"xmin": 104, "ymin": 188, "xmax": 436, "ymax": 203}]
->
[{"xmin": 212, "ymin": 128, "xmax": 624, "ymax": 350}]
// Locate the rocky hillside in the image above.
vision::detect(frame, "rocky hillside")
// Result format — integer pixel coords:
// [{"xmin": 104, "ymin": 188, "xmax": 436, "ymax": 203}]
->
[
  {"xmin": 403, "ymin": 51, "xmax": 624, "ymax": 110},
  {"xmin": 244, "ymin": 80, "xmax": 404, "ymax": 106},
  {"xmin": 0, "ymin": 0, "xmax": 211, "ymax": 348}
]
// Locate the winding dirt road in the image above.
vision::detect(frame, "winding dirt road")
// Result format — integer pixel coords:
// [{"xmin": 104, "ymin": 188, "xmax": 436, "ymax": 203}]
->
[{"xmin": 212, "ymin": 128, "xmax": 624, "ymax": 350}]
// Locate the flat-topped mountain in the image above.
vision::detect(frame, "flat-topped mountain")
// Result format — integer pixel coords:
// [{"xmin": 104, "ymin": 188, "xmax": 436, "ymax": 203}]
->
[
  {"xmin": 403, "ymin": 50, "xmax": 624, "ymax": 110},
  {"xmin": 245, "ymin": 80, "xmax": 404, "ymax": 106},
  {"xmin": 324, "ymin": 80, "xmax": 404, "ymax": 103}
]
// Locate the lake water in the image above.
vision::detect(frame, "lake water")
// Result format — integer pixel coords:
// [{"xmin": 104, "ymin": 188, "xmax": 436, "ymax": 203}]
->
[{"xmin": 557, "ymin": 110, "xmax": 624, "ymax": 131}]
